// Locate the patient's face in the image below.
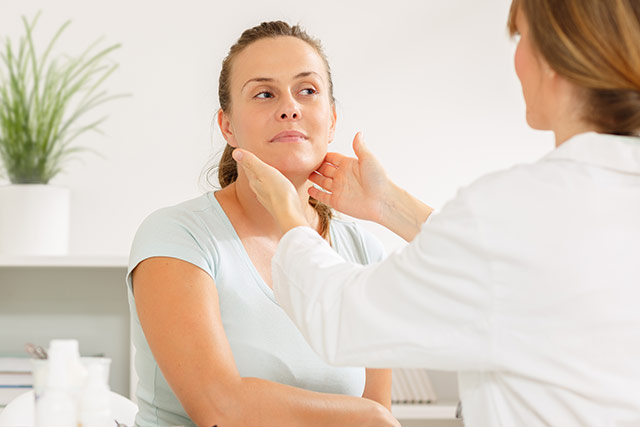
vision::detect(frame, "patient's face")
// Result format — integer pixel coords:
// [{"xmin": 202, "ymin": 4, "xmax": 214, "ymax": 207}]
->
[{"xmin": 220, "ymin": 36, "xmax": 336, "ymax": 184}]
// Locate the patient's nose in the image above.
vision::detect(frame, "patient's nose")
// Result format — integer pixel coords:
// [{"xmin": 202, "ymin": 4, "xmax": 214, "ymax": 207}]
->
[{"xmin": 277, "ymin": 95, "xmax": 301, "ymax": 121}]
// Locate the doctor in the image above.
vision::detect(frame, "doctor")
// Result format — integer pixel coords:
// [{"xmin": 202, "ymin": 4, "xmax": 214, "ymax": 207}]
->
[{"xmin": 233, "ymin": 0, "xmax": 640, "ymax": 425}]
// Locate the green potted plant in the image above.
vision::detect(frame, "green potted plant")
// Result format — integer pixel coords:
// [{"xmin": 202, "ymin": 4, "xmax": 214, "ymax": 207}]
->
[{"xmin": 0, "ymin": 13, "xmax": 122, "ymax": 255}]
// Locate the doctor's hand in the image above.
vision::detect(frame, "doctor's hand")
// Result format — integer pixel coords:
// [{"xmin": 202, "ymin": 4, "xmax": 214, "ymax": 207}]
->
[
  {"xmin": 308, "ymin": 132, "xmax": 393, "ymax": 224},
  {"xmin": 311, "ymin": 132, "xmax": 434, "ymax": 242},
  {"xmin": 232, "ymin": 148, "xmax": 310, "ymax": 234}
]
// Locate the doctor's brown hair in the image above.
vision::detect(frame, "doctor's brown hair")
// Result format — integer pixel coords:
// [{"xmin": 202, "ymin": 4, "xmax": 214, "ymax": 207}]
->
[
  {"xmin": 508, "ymin": 0, "xmax": 640, "ymax": 136},
  {"xmin": 212, "ymin": 21, "xmax": 333, "ymax": 237}
]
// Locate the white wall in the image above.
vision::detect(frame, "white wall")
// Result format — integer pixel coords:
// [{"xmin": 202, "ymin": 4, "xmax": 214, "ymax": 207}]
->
[{"xmin": 0, "ymin": 0, "xmax": 553, "ymax": 255}]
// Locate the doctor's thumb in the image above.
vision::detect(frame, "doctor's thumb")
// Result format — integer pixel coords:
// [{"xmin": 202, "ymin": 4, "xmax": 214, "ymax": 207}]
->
[
  {"xmin": 232, "ymin": 148, "xmax": 257, "ymax": 176},
  {"xmin": 232, "ymin": 148, "xmax": 258, "ymax": 169},
  {"xmin": 232, "ymin": 148, "xmax": 246, "ymax": 163},
  {"xmin": 353, "ymin": 132, "xmax": 372, "ymax": 161}
]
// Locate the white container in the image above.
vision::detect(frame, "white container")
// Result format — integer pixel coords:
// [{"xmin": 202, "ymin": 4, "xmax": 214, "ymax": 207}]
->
[
  {"xmin": 79, "ymin": 363, "xmax": 112, "ymax": 427},
  {"xmin": 32, "ymin": 357, "xmax": 111, "ymax": 401},
  {"xmin": 35, "ymin": 340, "xmax": 79, "ymax": 427},
  {"xmin": 32, "ymin": 355, "xmax": 112, "ymax": 427},
  {"xmin": 35, "ymin": 389, "xmax": 77, "ymax": 427},
  {"xmin": 0, "ymin": 184, "xmax": 70, "ymax": 255}
]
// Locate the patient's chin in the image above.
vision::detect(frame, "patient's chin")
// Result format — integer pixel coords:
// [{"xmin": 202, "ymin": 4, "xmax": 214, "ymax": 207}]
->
[
  {"xmin": 275, "ymin": 167, "xmax": 316, "ymax": 187},
  {"xmin": 267, "ymin": 156, "xmax": 322, "ymax": 182}
]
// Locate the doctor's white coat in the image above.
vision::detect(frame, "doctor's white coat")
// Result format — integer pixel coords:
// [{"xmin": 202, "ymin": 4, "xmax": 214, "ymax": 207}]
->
[{"xmin": 272, "ymin": 132, "xmax": 640, "ymax": 427}]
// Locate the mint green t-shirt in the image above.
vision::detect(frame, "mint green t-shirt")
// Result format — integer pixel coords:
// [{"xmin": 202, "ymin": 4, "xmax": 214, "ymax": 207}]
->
[{"xmin": 127, "ymin": 192, "xmax": 385, "ymax": 426}]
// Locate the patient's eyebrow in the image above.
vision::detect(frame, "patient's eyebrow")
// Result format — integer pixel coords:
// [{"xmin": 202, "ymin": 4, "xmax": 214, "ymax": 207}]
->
[
  {"xmin": 241, "ymin": 71, "xmax": 321, "ymax": 91},
  {"xmin": 293, "ymin": 71, "xmax": 320, "ymax": 79},
  {"xmin": 241, "ymin": 77, "xmax": 274, "ymax": 91}
]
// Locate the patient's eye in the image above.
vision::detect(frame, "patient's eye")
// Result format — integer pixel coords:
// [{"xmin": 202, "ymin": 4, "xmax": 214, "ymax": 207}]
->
[
  {"xmin": 300, "ymin": 87, "xmax": 318, "ymax": 96},
  {"xmin": 255, "ymin": 91, "xmax": 274, "ymax": 99}
]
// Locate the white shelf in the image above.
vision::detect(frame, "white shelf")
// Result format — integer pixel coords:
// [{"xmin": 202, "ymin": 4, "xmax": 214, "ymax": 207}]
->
[
  {"xmin": 1, "ymin": 261, "xmax": 131, "ymax": 396},
  {"xmin": 392, "ymin": 402, "xmax": 458, "ymax": 420},
  {"xmin": 0, "ymin": 255, "xmax": 128, "ymax": 268}
]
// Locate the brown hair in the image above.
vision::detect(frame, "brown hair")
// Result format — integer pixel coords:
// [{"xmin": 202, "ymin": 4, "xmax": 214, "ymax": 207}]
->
[
  {"xmin": 211, "ymin": 21, "xmax": 334, "ymax": 237},
  {"xmin": 508, "ymin": 0, "xmax": 640, "ymax": 136}
]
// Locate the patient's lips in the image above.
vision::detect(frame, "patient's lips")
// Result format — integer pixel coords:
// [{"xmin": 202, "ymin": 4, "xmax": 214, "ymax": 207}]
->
[{"xmin": 270, "ymin": 130, "xmax": 308, "ymax": 143}]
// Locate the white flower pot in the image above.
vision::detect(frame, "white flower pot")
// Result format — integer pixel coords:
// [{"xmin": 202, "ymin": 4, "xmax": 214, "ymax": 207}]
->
[{"xmin": 0, "ymin": 184, "xmax": 70, "ymax": 255}]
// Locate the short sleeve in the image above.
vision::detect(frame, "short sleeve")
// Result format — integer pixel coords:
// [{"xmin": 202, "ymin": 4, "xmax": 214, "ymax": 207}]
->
[{"xmin": 126, "ymin": 207, "xmax": 218, "ymax": 292}]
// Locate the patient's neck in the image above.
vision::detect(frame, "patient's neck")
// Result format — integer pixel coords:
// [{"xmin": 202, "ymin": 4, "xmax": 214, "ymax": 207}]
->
[{"xmin": 230, "ymin": 172, "xmax": 317, "ymax": 237}]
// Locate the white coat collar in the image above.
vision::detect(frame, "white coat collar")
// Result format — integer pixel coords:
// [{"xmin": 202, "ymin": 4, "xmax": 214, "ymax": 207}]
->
[{"xmin": 543, "ymin": 132, "xmax": 640, "ymax": 175}]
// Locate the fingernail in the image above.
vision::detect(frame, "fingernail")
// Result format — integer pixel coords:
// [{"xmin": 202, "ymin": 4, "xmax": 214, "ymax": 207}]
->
[{"xmin": 232, "ymin": 149, "xmax": 243, "ymax": 161}]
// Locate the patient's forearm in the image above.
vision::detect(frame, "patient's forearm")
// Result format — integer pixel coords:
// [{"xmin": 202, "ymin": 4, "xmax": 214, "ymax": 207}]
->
[
  {"xmin": 200, "ymin": 376, "xmax": 395, "ymax": 427},
  {"xmin": 363, "ymin": 368, "xmax": 392, "ymax": 410}
]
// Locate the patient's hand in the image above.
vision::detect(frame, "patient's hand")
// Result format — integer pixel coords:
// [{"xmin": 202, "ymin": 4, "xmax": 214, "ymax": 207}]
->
[{"xmin": 309, "ymin": 132, "xmax": 393, "ymax": 224}]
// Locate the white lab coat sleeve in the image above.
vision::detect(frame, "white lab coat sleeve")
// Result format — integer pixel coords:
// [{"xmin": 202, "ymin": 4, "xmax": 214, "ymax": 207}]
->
[{"xmin": 272, "ymin": 190, "xmax": 497, "ymax": 371}]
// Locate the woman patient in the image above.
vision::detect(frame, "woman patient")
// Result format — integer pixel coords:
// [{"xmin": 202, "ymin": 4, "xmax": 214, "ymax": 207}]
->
[{"xmin": 126, "ymin": 21, "xmax": 397, "ymax": 427}]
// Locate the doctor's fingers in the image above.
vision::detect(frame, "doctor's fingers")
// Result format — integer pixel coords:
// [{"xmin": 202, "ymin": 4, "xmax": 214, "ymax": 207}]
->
[
  {"xmin": 308, "ymin": 185, "xmax": 332, "ymax": 206},
  {"xmin": 322, "ymin": 151, "xmax": 349, "ymax": 167},
  {"xmin": 309, "ymin": 170, "xmax": 333, "ymax": 191},
  {"xmin": 316, "ymin": 161, "xmax": 338, "ymax": 178}
]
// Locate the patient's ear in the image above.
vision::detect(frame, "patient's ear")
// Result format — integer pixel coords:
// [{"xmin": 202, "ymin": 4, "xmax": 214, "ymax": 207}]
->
[
  {"xmin": 328, "ymin": 105, "xmax": 337, "ymax": 144},
  {"xmin": 218, "ymin": 109, "xmax": 238, "ymax": 148}
]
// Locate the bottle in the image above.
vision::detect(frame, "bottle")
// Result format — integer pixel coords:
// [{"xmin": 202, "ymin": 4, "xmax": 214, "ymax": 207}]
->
[
  {"xmin": 35, "ymin": 340, "xmax": 78, "ymax": 427},
  {"xmin": 55, "ymin": 339, "xmax": 88, "ymax": 400},
  {"xmin": 78, "ymin": 362, "xmax": 112, "ymax": 427}
]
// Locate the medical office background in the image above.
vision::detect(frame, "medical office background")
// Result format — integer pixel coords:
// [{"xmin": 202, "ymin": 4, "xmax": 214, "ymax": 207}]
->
[{"xmin": 0, "ymin": 0, "xmax": 551, "ymax": 426}]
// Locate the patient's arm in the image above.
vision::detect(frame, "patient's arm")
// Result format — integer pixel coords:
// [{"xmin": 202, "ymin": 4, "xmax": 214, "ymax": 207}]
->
[
  {"xmin": 132, "ymin": 257, "xmax": 399, "ymax": 427},
  {"xmin": 363, "ymin": 368, "xmax": 392, "ymax": 410}
]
